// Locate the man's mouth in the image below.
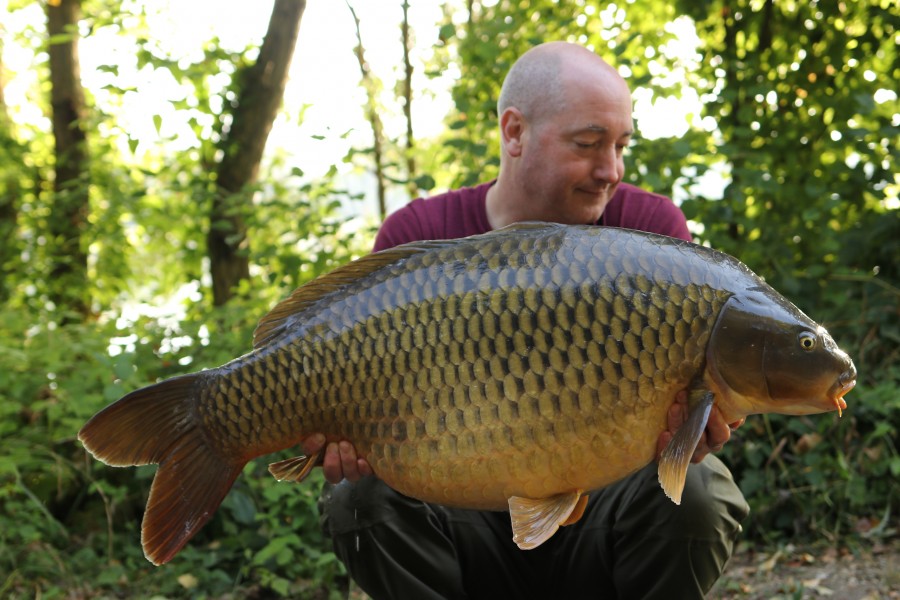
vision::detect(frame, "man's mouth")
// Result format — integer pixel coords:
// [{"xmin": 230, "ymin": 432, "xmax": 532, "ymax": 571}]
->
[{"xmin": 576, "ymin": 186, "xmax": 609, "ymax": 197}]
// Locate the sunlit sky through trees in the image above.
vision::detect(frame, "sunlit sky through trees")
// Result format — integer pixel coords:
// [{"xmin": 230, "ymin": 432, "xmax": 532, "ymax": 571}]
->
[{"xmin": 0, "ymin": 1, "xmax": 725, "ymax": 218}]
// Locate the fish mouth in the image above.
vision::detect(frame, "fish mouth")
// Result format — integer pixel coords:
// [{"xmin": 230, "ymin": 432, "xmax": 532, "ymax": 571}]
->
[{"xmin": 830, "ymin": 368, "xmax": 857, "ymax": 418}]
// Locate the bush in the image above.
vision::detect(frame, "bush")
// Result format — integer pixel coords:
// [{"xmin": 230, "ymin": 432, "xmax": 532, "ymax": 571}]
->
[
  {"xmin": 699, "ymin": 208, "xmax": 900, "ymax": 544},
  {"xmin": 0, "ymin": 294, "xmax": 355, "ymax": 598}
]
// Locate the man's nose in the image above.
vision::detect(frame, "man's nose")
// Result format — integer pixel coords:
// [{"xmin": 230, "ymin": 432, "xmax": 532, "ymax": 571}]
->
[{"xmin": 592, "ymin": 148, "xmax": 620, "ymax": 183}]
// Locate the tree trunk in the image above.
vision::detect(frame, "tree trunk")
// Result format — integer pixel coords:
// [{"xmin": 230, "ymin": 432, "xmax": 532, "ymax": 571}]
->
[
  {"xmin": 46, "ymin": 0, "xmax": 90, "ymax": 317},
  {"xmin": 347, "ymin": 1, "xmax": 387, "ymax": 221},
  {"xmin": 400, "ymin": 0, "xmax": 417, "ymax": 200},
  {"xmin": 208, "ymin": 0, "xmax": 306, "ymax": 306}
]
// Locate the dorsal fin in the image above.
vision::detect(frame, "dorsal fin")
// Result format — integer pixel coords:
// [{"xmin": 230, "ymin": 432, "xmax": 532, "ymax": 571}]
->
[
  {"xmin": 495, "ymin": 221, "xmax": 563, "ymax": 233},
  {"xmin": 253, "ymin": 240, "xmax": 446, "ymax": 348}
]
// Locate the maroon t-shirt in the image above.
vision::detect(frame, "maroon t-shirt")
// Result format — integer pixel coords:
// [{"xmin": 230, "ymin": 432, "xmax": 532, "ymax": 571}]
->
[{"xmin": 373, "ymin": 181, "xmax": 690, "ymax": 252}]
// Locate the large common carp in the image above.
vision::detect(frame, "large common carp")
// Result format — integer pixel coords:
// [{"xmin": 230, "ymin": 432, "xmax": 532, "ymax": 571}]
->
[{"xmin": 79, "ymin": 223, "xmax": 856, "ymax": 565}]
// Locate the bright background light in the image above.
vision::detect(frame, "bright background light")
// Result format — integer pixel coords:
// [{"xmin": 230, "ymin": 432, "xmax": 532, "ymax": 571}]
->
[{"xmin": 1, "ymin": 1, "xmax": 737, "ymax": 219}]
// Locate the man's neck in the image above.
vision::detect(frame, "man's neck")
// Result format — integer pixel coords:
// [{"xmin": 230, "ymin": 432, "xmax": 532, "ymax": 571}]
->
[{"xmin": 485, "ymin": 178, "xmax": 517, "ymax": 230}]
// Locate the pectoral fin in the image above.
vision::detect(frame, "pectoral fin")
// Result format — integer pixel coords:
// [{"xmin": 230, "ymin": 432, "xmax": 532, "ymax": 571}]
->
[
  {"xmin": 658, "ymin": 389, "xmax": 714, "ymax": 505},
  {"xmin": 508, "ymin": 490, "xmax": 585, "ymax": 550},
  {"xmin": 268, "ymin": 447, "xmax": 325, "ymax": 483}
]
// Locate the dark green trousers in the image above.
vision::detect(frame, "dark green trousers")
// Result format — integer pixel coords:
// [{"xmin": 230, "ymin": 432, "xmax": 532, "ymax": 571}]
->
[{"xmin": 319, "ymin": 455, "xmax": 748, "ymax": 600}]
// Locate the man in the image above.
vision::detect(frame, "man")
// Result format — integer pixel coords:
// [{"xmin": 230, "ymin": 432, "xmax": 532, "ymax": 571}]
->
[{"xmin": 304, "ymin": 42, "xmax": 749, "ymax": 599}]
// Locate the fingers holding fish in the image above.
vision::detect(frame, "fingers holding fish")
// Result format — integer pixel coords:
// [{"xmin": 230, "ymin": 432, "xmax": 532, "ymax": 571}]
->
[
  {"xmin": 656, "ymin": 390, "xmax": 685, "ymax": 461},
  {"xmin": 325, "ymin": 440, "xmax": 374, "ymax": 483},
  {"xmin": 659, "ymin": 395, "xmax": 731, "ymax": 463},
  {"xmin": 341, "ymin": 440, "xmax": 374, "ymax": 482},
  {"xmin": 302, "ymin": 434, "xmax": 374, "ymax": 483},
  {"xmin": 700, "ymin": 406, "xmax": 732, "ymax": 459}
]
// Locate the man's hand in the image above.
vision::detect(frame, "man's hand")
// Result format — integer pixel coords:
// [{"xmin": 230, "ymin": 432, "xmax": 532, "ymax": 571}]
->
[
  {"xmin": 656, "ymin": 391, "xmax": 745, "ymax": 463},
  {"xmin": 302, "ymin": 434, "xmax": 374, "ymax": 484}
]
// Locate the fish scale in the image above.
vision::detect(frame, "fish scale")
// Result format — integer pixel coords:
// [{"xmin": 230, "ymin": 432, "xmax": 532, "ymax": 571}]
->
[
  {"xmin": 197, "ymin": 225, "xmax": 726, "ymax": 508},
  {"xmin": 79, "ymin": 222, "xmax": 856, "ymax": 564}
]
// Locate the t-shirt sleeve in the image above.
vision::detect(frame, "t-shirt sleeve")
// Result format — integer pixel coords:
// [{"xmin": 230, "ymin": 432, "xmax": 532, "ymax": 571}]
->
[
  {"xmin": 372, "ymin": 183, "xmax": 493, "ymax": 252},
  {"xmin": 373, "ymin": 204, "xmax": 425, "ymax": 252}
]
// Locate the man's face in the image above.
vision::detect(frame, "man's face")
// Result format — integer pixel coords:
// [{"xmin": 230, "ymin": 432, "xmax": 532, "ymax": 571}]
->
[{"xmin": 516, "ymin": 76, "xmax": 633, "ymax": 225}]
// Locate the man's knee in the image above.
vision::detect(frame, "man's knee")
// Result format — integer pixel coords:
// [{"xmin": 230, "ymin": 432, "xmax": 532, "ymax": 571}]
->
[
  {"xmin": 609, "ymin": 456, "xmax": 749, "ymax": 597},
  {"xmin": 319, "ymin": 476, "xmax": 408, "ymax": 537},
  {"xmin": 318, "ymin": 478, "xmax": 468, "ymax": 600},
  {"xmin": 678, "ymin": 455, "xmax": 750, "ymax": 540}
]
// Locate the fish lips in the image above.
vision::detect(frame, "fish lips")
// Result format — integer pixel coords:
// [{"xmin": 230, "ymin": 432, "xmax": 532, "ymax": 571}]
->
[{"xmin": 828, "ymin": 366, "xmax": 857, "ymax": 415}]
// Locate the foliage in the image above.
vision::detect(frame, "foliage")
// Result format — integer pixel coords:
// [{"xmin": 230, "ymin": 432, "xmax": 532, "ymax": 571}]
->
[
  {"xmin": 434, "ymin": 0, "xmax": 900, "ymax": 544},
  {"xmin": 1, "ymin": 2, "xmax": 369, "ymax": 597},
  {"xmin": 0, "ymin": 174, "xmax": 366, "ymax": 597},
  {"xmin": 670, "ymin": 0, "xmax": 900, "ymax": 542},
  {"xmin": 0, "ymin": 0, "xmax": 898, "ymax": 597},
  {"xmin": 0, "ymin": 297, "xmax": 354, "ymax": 598}
]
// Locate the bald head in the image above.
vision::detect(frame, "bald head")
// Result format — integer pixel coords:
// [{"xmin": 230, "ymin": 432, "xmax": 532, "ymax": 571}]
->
[
  {"xmin": 497, "ymin": 42, "xmax": 630, "ymax": 125},
  {"xmin": 487, "ymin": 42, "xmax": 635, "ymax": 229}
]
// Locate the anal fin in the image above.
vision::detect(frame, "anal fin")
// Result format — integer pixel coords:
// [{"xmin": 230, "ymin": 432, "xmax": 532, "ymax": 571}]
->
[
  {"xmin": 658, "ymin": 389, "xmax": 714, "ymax": 505},
  {"xmin": 508, "ymin": 490, "xmax": 585, "ymax": 550},
  {"xmin": 268, "ymin": 446, "xmax": 324, "ymax": 483}
]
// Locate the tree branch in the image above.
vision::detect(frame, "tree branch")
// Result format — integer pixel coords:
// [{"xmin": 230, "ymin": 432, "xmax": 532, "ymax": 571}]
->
[
  {"xmin": 346, "ymin": 0, "xmax": 387, "ymax": 221},
  {"xmin": 401, "ymin": 0, "xmax": 417, "ymax": 200}
]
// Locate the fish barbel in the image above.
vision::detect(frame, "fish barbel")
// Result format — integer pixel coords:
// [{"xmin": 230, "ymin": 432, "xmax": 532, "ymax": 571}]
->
[{"xmin": 78, "ymin": 223, "xmax": 857, "ymax": 564}]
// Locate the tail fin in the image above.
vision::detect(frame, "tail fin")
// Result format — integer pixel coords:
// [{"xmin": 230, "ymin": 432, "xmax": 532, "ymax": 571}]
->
[{"xmin": 78, "ymin": 373, "xmax": 245, "ymax": 565}]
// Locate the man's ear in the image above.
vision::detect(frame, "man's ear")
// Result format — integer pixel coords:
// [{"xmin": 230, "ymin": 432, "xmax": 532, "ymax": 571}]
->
[{"xmin": 499, "ymin": 107, "xmax": 525, "ymax": 157}]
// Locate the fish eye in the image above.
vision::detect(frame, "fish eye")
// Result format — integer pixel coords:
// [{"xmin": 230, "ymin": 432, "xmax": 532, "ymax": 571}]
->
[{"xmin": 798, "ymin": 331, "xmax": 817, "ymax": 351}]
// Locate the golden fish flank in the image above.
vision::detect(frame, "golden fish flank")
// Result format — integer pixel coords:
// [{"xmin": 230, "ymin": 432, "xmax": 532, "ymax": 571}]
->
[{"xmin": 78, "ymin": 222, "xmax": 856, "ymax": 564}]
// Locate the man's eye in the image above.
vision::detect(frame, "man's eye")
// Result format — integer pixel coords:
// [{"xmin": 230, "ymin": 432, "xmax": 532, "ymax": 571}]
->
[{"xmin": 575, "ymin": 141, "xmax": 597, "ymax": 148}]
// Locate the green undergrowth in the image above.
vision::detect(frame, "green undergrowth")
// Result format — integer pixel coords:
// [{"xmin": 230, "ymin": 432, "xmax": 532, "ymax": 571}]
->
[
  {"xmin": 2, "ymin": 272, "xmax": 897, "ymax": 597},
  {"xmin": 0, "ymin": 306, "xmax": 348, "ymax": 599}
]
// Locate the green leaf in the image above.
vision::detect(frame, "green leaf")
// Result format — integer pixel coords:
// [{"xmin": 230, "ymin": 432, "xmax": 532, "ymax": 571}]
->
[
  {"xmin": 96, "ymin": 64, "xmax": 119, "ymax": 76},
  {"xmin": 414, "ymin": 174, "xmax": 436, "ymax": 191},
  {"xmin": 891, "ymin": 457, "xmax": 900, "ymax": 478},
  {"xmin": 438, "ymin": 23, "xmax": 456, "ymax": 42},
  {"xmin": 222, "ymin": 489, "xmax": 256, "ymax": 525},
  {"xmin": 113, "ymin": 355, "xmax": 135, "ymax": 380}
]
